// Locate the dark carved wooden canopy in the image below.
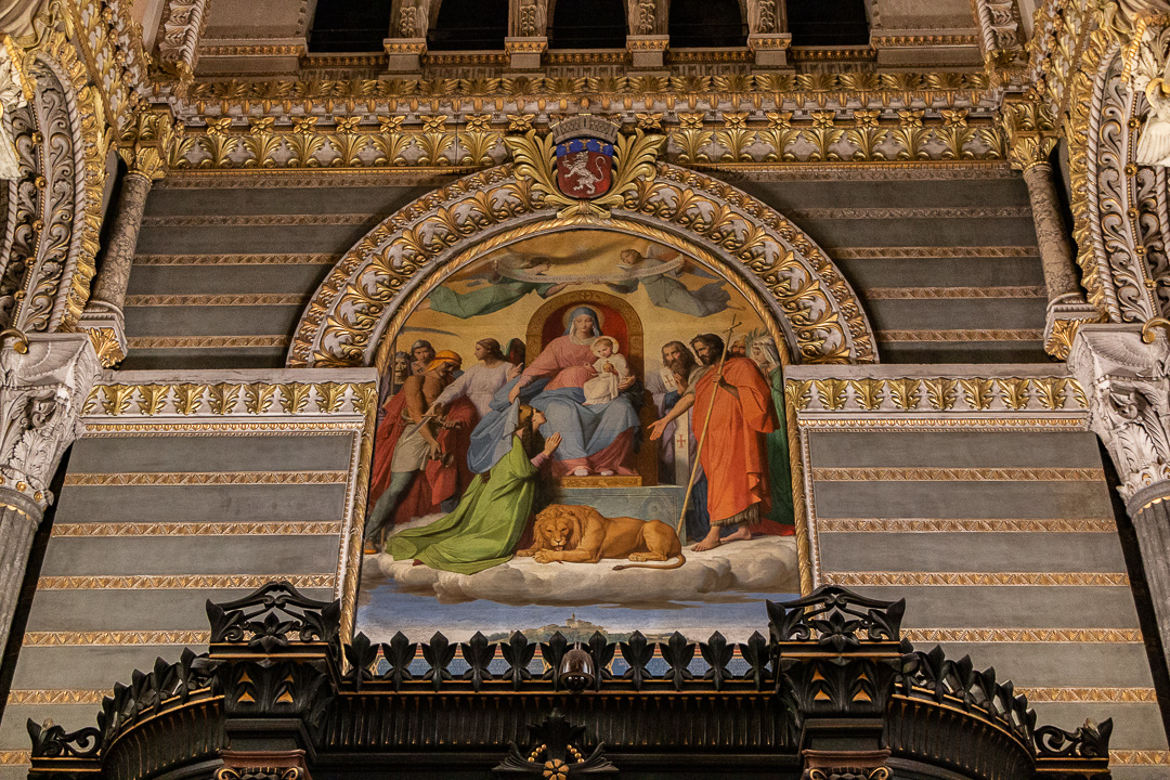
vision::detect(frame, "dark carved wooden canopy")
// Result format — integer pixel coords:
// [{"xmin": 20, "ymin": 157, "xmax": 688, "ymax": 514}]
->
[{"xmin": 26, "ymin": 583, "xmax": 1112, "ymax": 780}]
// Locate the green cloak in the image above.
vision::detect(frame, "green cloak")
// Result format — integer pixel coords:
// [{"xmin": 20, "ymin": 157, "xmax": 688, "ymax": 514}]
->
[
  {"xmin": 765, "ymin": 367, "xmax": 795, "ymax": 526},
  {"xmin": 428, "ymin": 280, "xmax": 554, "ymax": 319},
  {"xmin": 386, "ymin": 435, "xmax": 537, "ymax": 574}
]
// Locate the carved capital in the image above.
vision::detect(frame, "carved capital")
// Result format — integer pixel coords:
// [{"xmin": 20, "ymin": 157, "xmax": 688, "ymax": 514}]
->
[
  {"xmin": 116, "ymin": 108, "xmax": 175, "ymax": 181},
  {"xmin": 0, "ymin": 331, "xmax": 99, "ymax": 508},
  {"xmin": 76, "ymin": 301, "xmax": 127, "ymax": 368},
  {"xmin": 998, "ymin": 97, "xmax": 1060, "ymax": 172},
  {"xmin": 1045, "ymin": 296, "xmax": 1105, "ymax": 360},
  {"xmin": 1069, "ymin": 322, "xmax": 1170, "ymax": 500},
  {"xmin": 215, "ymin": 750, "xmax": 310, "ymax": 780}
]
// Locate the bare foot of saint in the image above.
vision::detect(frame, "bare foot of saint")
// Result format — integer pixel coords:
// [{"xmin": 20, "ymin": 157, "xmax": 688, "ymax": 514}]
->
[
  {"xmin": 721, "ymin": 525, "xmax": 752, "ymax": 544},
  {"xmin": 691, "ymin": 528, "xmax": 722, "ymax": 551}
]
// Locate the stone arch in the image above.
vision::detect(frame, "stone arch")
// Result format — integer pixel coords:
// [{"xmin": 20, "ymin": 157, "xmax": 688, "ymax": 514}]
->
[
  {"xmin": 288, "ymin": 161, "xmax": 875, "ymax": 368},
  {"xmin": 0, "ymin": 32, "xmax": 104, "ymax": 334},
  {"xmin": 1066, "ymin": 23, "xmax": 1170, "ymax": 324}
]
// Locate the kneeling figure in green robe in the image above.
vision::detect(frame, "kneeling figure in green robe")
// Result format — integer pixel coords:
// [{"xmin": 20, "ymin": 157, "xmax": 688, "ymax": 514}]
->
[{"xmin": 386, "ymin": 409, "xmax": 561, "ymax": 574}]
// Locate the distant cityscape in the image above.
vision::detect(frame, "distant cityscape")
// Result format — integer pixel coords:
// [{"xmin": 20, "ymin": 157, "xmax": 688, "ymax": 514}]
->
[{"xmin": 484, "ymin": 613, "xmax": 676, "ymax": 644}]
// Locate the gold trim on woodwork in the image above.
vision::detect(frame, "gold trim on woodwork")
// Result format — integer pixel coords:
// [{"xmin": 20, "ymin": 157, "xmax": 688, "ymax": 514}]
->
[
  {"xmin": 82, "ymin": 422, "xmax": 364, "ymax": 436},
  {"xmin": 125, "ymin": 294, "xmax": 308, "ymax": 307},
  {"xmin": 864, "ymin": 286, "xmax": 1045, "ymax": 300},
  {"xmin": 829, "ymin": 245, "xmax": 1039, "ymax": 259},
  {"xmin": 799, "ymin": 418, "xmax": 1087, "ymax": 430},
  {"xmin": 824, "ymin": 571, "xmax": 1130, "ymax": 586},
  {"xmin": 811, "ymin": 467, "xmax": 1104, "ymax": 482},
  {"xmin": 876, "ymin": 328, "xmax": 1043, "ymax": 342},
  {"xmin": 902, "ymin": 627, "xmax": 1141, "ymax": 643},
  {"xmin": 1110, "ymin": 750, "xmax": 1170, "ymax": 765},
  {"xmin": 37, "ymin": 574, "xmax": 336, "ymax": 590},
  {"xmin": 1015, "ymin": 687, "xmax": 1156, "ymax": 703},
  {"xmin": 134, "ymin": 254, "xmax": 340, "ymax": 266},
  {"xmin": 7, "ymin": 689, "xmax": 108, "ymax": 705},
  {"xmin": 52, "ymin": 521, "xmax": 342, "ymax": 537},
  {"xmin": 22, "ymin": 630, "xmax": 210, "ymax": 646},
  {"xmin": 63, "ymin": 470, "xmax": 349, "ymax": 486},
  {"xmin": 127, "ymin": 335, "xmax": 288, "ymax": 349},
  {"xmin": 818, "ymin": 517, "xmax": 1116, "ymax": 533}
]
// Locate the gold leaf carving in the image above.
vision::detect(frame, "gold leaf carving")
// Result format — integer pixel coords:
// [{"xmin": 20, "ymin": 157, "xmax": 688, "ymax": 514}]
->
[
  {"xmin": 959, "ymin": 378, "xmax": 994, "ymax": 410},
  {"xmin": 923, "ymin": 378, "xmax": 957, "ymax": 411},
  {"xmin": 208, "ymin": 383, "xmax": 241, "ymax": 415},
  {"xmin": 99, "ymin": 385, "xmax": 135, "ymax": 416},
  {"xmin": 996, "ymin": 377, "xmax": 1031, "ymax": 410},
  {"xmin": 814, "ymin": 378, "xmax": 848, "ymax": 410},
  {"xmin": 245, "ymin": 385, "xmax": 277, "ymax": 414},
  {"xmin": 280, "ymin": 383, "xmax": 312, "ymax": 414},
  {"xmin": 136, "ymin": 384, "xmax": 169, "ymax": 416},
  {"xmin": 1031, "ymin": 377, "xmax": 1068, "ymax": 410},
  {"xmin": 784, "ymin": 379, "xmax": 812, "ymax": 412},
  {"xmin": 888, "ymin": 378, "xmax": 921, "ymax": 410},
  {"xmin": 849, "ymin": 379, "xmax": 884, "ymax": 410},
  {"xmin": 316, "ymin": 382, "xmax": 347, "ymax": 413},
  {"xmin": 173, "ymin": 384, "xmax": 208, "ymax": 415}
]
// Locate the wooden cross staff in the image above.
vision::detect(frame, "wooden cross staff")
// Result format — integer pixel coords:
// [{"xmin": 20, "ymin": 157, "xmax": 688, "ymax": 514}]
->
[{"xmin": 674, "ymin": 318, "xmax": 740, "ymax": 537}]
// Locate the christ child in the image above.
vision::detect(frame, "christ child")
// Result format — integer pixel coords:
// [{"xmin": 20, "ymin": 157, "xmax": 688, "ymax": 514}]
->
[{"xmin": 582, "ymin": 336, "xmax": 631, "ymax": 406}]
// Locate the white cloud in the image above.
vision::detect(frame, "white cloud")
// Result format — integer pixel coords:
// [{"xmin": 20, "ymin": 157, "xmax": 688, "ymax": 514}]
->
[{"xmin": 372, "ymin": 516, "xmax": 799, "ymax": 608}]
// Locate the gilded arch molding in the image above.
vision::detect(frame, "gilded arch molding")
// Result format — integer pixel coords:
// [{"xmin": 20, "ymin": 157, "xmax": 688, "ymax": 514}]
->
[
  {"xmin": 1048, "ymin": 2, "xmax": 1170, "ymax": 324},
  {"xmin": 288, "ymin": 161, "xmax": 876, "ymax": 368},
  {"xmin": 0, "ymin": 27, "xmax": 105, "ymax": 333}
]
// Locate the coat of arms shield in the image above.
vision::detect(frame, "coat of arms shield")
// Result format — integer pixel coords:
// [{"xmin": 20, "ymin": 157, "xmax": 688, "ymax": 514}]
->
[{"xmin": 554, "ymin": 138, "xmax": 614, "ymax": 199}]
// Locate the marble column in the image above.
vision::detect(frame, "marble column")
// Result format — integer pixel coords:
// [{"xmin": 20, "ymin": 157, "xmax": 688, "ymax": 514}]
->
[
  {"xmin": 0, "ymin": 332, "xmax": 98, "ymax": 653},
  {"xmin": 90, "ymin": 169, "xmax": 154, "ymax": 311},
  {"xmin": 78, "ymin": 163, "xmax": 159, "ymax": 368},
  {"xmin": 1020, "ymin": 160, "xmax": 1081, "ymax": 303},
  {"xmin": 1069, "ymin": 323, "xmax": 1170, "ymax": 680},
  {"xmin": 0, "ymin": 492, "xmax": 41, "ymax": 654}
]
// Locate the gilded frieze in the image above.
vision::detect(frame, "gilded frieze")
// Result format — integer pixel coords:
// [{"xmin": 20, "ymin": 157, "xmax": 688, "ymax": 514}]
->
[
  {"xmin": 165, "ymin": 112, "xmax": 1004, "ymax": 170},
  {"xmin": 81, "ymin": 379, "xmax": 376, "ymax": 417},
  {"xmin": 787, "ymin": 375, "xmax": 1088, "ymax": 414}
]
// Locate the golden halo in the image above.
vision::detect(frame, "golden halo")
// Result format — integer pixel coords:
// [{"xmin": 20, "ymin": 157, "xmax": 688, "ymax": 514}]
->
[{"xmin": 560, "ymin": 304, "xmax": 605, "ymax": 332}]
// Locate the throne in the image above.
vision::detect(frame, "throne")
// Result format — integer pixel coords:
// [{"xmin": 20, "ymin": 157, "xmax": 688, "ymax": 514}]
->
[{"xmin": 525, "ymin": 290, "xmax": 659, "ymax": 487}]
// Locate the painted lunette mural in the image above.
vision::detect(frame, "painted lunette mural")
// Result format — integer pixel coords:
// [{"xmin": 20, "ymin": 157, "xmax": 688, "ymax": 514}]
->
[{"xmin": 357, "ymin": 228, "xmax": 799, "ymax": 642}]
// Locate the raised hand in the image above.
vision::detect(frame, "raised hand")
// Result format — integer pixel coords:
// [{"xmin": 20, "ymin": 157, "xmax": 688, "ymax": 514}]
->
[{"xmin": 543, "ymin": 431, "xmax": 563, "ymax": 455}]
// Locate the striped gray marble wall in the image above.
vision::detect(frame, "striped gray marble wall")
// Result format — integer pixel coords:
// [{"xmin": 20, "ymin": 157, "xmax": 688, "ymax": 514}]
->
[
  {"xmin": 790, "ymin": 364, "xmax": 1167, "ymax": 779},
  {"xmin": 0, "ymin": 369, "xmax": 375, "ymax": 776},
  {"xmin": 124, "ymin": 167, "xmax": 1045, "ymax": 370},
  {"xmin": 740, "ymin": 168, "xmax": 1047, "ymax": 363},
  {"xmin": 124, "ymin": 176, "xmax": 441, "ymax": 369}
]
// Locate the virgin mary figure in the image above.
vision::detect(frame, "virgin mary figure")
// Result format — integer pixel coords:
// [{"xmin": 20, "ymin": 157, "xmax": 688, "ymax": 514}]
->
[{"xmin": 468, "ymin": 306, "xmax": 641, "ymax": 477}]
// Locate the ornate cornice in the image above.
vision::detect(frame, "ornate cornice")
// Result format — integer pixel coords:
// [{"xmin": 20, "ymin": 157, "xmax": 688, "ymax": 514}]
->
[
  {"xmin": 161, "ymin": 111, "xmax": 1004, "ymax": 171},
  {"xmin": 998, "ymin": 95, "xmax": 1060, "ymax": 171},
  {"xmin": 80, "ymin": 377, "xmax": 376, "ymax": 418},
  {"xmin": 786, "ymin": 374, "xmax": 1088, "ymax": 415},
  {"xmin": 288, "ymin": 160, "xmax": 876, "ymax": 368},
  {"xmin": 169, "ymin": 71, "xmax": 994, "ymax": 116}
]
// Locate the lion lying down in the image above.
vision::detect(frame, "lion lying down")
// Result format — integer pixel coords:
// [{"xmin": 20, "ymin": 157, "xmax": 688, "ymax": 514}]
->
[{"xmin": 517, "ymin": 504, "xmax": 685, "ymax": 570}]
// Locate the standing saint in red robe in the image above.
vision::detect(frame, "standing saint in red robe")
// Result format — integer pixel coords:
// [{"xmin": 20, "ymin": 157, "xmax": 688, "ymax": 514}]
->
[{"xmin": 649, "ymin": 332, "xmax": 782, "ymax": 551}]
